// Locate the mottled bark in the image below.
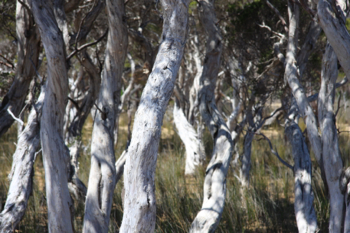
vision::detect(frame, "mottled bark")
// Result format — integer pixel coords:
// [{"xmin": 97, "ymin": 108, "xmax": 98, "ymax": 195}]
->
[
  {"xmin": 31, "ymin": 0, "xmax": 74, "ymax": 232},
  {"xmin": 317, "ymin": 0, "xmax": 350, "ymax": 79},
  {"xmin": 0, "ymin": 0, "xmax": 40, "ymax": 138},
  {"xmin": 0, "ymin": 89, "xmax": 44, "ymax": 233},
  {"xmin": 120, "ymin": 0, "xmax": 190, "ymax": 231},
  {"xmin": 318, "ymin": 42, "xmax": 344, "ymax": 233},
  {"xmin": 285, "ymin": 1, "xmax": 323, "ymax": 171},
  {"xmin": 189, "ymin": 0, "xmax": 233, "ymax": 231},
  {"xmin": 82, "ymin": 0, "xmax": 128, "ymax": 231},
  {"xmin": 173, "ymin": 102, "xmax": 205, "ymax": 175},
  {"xmin": 340, "ymin": 167, "xmax": 350, "ymax": 233},
  {"xmin": 285, "ymin": 101, "xmax": 317, "ymax": 233}
]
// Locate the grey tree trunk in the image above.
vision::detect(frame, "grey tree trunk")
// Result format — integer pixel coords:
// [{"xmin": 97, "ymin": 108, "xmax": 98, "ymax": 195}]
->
[
  {"xmin": 0, "ymin": 89, "xmax": 44, "ymax": 233},
  {"xmin": 340, "ymin": 167, "xmax": 350, "ymax": 232},
  {"xmin": 189, "ymin": 0, "xmax": 233, "ymax": 231},
  {"xmin": 317, "ymin": 0, "xmax": 350, "ymax": 79},
  {"xmin": 82, "ymin": 0, "xmax": 128, "ymax": 231},
  {"xmin": 119, "ymin": 0, "xmax": 190, "ymax": 231},
  {"xmin": 318, "ymin": 42, "xmax": 344, "ymax": 233},
  {"xmin": 0, "ymin": 0, "xmax": 40, "ymax": 137},
  {"xmin": 173, "ymin": 102, "xmax": 205, "ymax": 175},
  {"xmin": 30, "ymin": 0, "xmax": 74, "ymax": 232},
  {"xmin": 285, "ymin": 100, "xmax": 317, "ymax": 233}
]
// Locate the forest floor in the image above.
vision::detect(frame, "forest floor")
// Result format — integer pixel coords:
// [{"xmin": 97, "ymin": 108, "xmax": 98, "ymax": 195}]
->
[{"xmin": 0, "ymin": 101, "xmax": 350, "ymax": 232}]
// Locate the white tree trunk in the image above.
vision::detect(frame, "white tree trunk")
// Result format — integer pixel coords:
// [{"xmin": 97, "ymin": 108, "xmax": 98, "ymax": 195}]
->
[
  {"xmin": 120, "ymin": 0, "xmax": 190, "ymax": 231},
  {"xmin": 285, "ymin": 1, "xmax": 323, "ymax": 172},
  {"xmin": 318, "ymin": 42, "xmax": 344, "ymax": 233},
  {"xmin": 31, "ymin": 0, "xmax": 74, "ymax": 232},
  {"xmin": 285, "ymin": 101, "xmax": 317, "ymax": 233},
  {"xmin": 173, "ymin": 103, "xmax": 205, "ymax": 175},
  {"xmin": 189, "ymin": 0, "xmax": 234, "ymax": 231},
  {"xmin": 0, "ymin": 0, "xmax": 40, "ymax": 137},
  {"xmin": 0, "ymin": 89, "xmax": 44, "ymax": 233},
  {"xmin": 83, "ymin": 0, "xmax": 128, "ymax": 232}
]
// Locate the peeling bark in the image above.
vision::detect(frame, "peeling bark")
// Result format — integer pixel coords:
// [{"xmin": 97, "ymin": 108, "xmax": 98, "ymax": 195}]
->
[
  {"xmin": 120, "ymin": 0, "xmax": 190, "ymax": 231},
  {"xmin": 0, "ymin": 89, "xmax": 44, "ymax": 233},
  {"xmin": 0, "ymin": 0, "xmax": 40, "ymax": 138},
  {"xmin": 82, "ymin": 0, "xmax": 128, "ymax": 231},
  {"xmin": 30, "ymin": 0, "xmax": 74, "ymax": 232}
]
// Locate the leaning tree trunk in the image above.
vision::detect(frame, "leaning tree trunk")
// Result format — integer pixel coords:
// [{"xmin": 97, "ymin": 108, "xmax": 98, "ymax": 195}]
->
[
  {"xmin": 285, "ymin": 100, "xmax": 318, "ymax": 233},
  {"xmin": 317, "ymin": 42, "xmax": 344, "ymax": 233},
  {"xmin": 82, "ymin": 0, "xmax": 128, "ymax": 232},
  {"xmin": 173, "ymin": 102, "xmax": 205, "ymax": 175},
  {"xmin": 0, "ymin": 0, "xmax": 40, "ymax": 137},
  {"xmin": 0, "ymin": 89, "xmax": 44, "ymax": 233},
  {"xmin": 189, "ymin": 0, "xmax": 234, "ymax": 232},
  {"xmin": 119, "ymin": 0, "xmax": 190, "ymax": 231},
  {"xmin": 30, "ymin": 0, "xmax": 74, "ymax": 232},
  {"xmin": 317, "ymin": 0, "xmax": 350, "ymax": 79}
]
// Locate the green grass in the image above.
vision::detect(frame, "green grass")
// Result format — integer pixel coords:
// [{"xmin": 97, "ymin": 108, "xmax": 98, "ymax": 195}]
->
[{"xmin": 1, "ymin": 105, "xmax": 350, "ymax": 232}]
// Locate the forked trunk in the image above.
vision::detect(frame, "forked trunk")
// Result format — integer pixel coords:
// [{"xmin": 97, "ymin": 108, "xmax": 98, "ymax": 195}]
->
[
  {"xmin": 189, "ymin": 0, "xmax": 234, "ymax": 231},
  {"xmin": 83, "ymin": 0, "xmax": 128, "ymax": 232}
]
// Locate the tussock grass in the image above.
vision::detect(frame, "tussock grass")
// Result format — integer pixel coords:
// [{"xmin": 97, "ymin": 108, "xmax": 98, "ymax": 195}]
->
[{"xmin": 0, "ymin": 104, "xmax": 350, "ymax": 232}]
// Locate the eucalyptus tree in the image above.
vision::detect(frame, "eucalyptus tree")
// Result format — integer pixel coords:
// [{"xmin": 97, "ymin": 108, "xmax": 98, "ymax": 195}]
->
[{"xmin": 120, "ymin": 0, "xmax": 190, "ymax": 231}]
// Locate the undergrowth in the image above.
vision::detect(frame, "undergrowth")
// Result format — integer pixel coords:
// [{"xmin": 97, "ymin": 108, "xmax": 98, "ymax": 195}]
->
[{"xmin": 0, "ymin": 103, "xmax": 349, "ymax": 232}]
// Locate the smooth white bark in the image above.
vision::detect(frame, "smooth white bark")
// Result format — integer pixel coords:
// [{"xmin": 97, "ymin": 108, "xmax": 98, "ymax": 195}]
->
[
  {"xmin": 120, "ymin": 0, "xmax": 190, "ymax": 231},
  {"xmin": 173, "ymin": 103, "xmax": 205, "ymax": 175}
]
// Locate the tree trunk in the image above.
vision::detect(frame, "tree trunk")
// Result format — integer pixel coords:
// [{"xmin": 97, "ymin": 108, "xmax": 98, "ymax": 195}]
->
[
  {"xmin": 0, "ymin": 89, "xmax": 44, "ymax": 233},
  {"xmin": 285, "ymin": 100, "xmax": 317, "ymax": 233},
  {"xmin": 82, "ymin": 0, "xmax": 128, "ymax": 231},
  {"xmin": 30, "ymin": 0, "xmax": 74, "ymax": 232},
  {"xmin": 317, "ymin": 0, "xmax": 350, "ymax": 79},
  {"xmin": 0, "ymin": 0, "xmax": 40, "ymax": 137},
  {"xmin": 340, "ymin": 167, "xmax": 350, "ymax": 232},
  {"xmin": 119, "ymin": 0, "xmax": 190, "ymax": 231},
  {"xmin": 318, "ymin": 42, "xmax": 344, "ymax": 233},
  {"xmin": 173, "ymin": 102, "xmax": 205, "ymax": 175},
  {"xmin": 285, "ymin": 0, "xmax": 323, "ymax": 175},
  {"xmin": 189, "ymin": 0, "xmax": 233, "ymax": 231}
]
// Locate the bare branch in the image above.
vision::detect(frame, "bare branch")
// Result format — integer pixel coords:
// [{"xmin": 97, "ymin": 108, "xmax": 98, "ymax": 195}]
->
[
  {"xmin": 265, "ymin": 0, "xmax": 289, "ymax": 32},
  {"xmin": 256, "ymin": 132, "xmax": 294, "ymax": 170}
]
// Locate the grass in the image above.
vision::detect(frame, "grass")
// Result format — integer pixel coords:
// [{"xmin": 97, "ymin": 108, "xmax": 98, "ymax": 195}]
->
[{"xmin": 0, "ymin": 103, "xmax": 350, "ymax": 232}]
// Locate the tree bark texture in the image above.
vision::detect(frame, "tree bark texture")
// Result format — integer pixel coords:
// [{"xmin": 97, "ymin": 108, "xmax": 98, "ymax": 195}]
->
[
  {"xmin": 285, "ymin": 1, "xmax": 323, "ymax": 171},
  {"xmin": 285, "ymin": 101, "xmax": 317, "ymax": 233},
  {"xmin": 189, "ymin": 0, "xmax": 234, "ymax": 232},
  {"xmin": 119, "ymin": 0, "xmax": 190, "ymax": 231},
  {"xmin": 173, "ymin": 102, "xmax": 205, "ymax": 175},
  {"xmin": 317, "ymin": 0, "xmax": 350, "ymax": 79},
  {"xmin": 30, "ymin": 0, "xmax": 74, "ymax": 232},
  {"xmin": 318, "ymin": 42, "xmax": 344, "ymax": 233},
  {"xmin": 0, "ymin": 0, "xmax": 40, "ymax": 138},
  {"xmin": 83, "ymin": 0, "xmax": 128, "ymax": 232},
  {"xmin": 340, "ymin": 167, "xmax": 350, "ymax": 233},
  {"xmin": 0, "ymin": 89, "xmax": 44, "ymax": 233}
]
